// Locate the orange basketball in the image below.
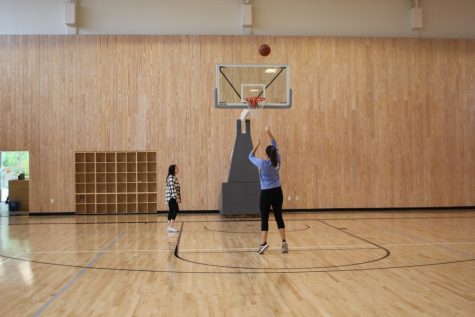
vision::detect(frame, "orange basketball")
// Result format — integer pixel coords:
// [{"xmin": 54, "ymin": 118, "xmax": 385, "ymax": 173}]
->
[{"xmin": 259, "ymin": 44, "xmax": 271, "ymax": 56}]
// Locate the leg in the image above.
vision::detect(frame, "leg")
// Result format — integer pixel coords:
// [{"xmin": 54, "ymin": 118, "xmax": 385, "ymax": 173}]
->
[
  {"xmin": 277, "ymin": 228, "xmax": 286, "ymax": 242},
  {"xmin": 260, "ymin": 190, "xmax": 271, "ymax": 239},
  {"xmin": 258, "ymin": 190, "xmax": 271, "ymax": 254},
  {"xmin": 167, "ymin": 199, "xmax": 174, "ymax": 226},
  {"xmin": 170, "ymin": 199, "xmax": 179, "ymax": 222},
  {"xmin": 167, "ymin": 199, "xmax": 179, "ymax": 231},
  {"xmin": 271, "ymin": 187, "xmax": 285, "ymax": 234},
  {"xmin": 271, "ymin": 187, "xmax": 287, "ymax": 252},
  {"xmin": 261, "ymin": 231, "xmax": 268, "ymax": 246}
]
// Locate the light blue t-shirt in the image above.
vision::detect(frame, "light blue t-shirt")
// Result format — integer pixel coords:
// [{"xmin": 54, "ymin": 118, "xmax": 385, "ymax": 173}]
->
[{"xmin": 249, "ymin": 140, "xmax": 281, "ymax": 190}]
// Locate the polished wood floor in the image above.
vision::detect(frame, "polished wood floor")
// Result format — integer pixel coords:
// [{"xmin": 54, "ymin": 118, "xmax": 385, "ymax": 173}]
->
[{"xmin": 0, "ymin": 210, "xmax": 474, "ymax": 316}]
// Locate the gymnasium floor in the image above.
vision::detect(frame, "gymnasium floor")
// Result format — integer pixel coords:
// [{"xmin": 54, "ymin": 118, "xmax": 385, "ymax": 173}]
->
[{"xmin": 0, "ymin": 210, "xmax": 474, "ymax": 316}]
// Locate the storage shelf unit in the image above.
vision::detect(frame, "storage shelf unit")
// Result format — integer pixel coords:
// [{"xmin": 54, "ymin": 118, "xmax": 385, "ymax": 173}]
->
[{"xmin": 75, "ymin": 151, "xmax": 157, "ymax": 214}]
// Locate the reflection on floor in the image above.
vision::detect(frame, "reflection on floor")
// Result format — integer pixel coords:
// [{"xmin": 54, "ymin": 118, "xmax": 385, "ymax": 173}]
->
[{"xmin": 0, "ymin": 200, "xmax": 28, "ymax": 217}]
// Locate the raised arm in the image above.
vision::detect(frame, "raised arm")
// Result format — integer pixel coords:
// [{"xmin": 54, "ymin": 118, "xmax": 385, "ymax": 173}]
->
[
  {"xmin": 266, "ymin": 126, "xmax": 275, "ymax": 143},
  {"xmin": 266, "ymin": 126, "xmax": 280, "ymax": 162},
  {"xmin": 249, "ymin": 138, "xmax": 263, "ymax": 167},
  {"xmin": 251, "ymin": 138, "xmax": 261, "ymax": 156}
]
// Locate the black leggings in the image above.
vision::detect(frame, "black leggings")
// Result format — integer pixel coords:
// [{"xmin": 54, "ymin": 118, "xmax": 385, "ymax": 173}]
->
[
  {"xmin": 260, "ymin": 186, "xmax": 285, "ymax": 231},
  {"xmin": 168, "ymin": 198, "xmax": 179, "ymax": 221}
]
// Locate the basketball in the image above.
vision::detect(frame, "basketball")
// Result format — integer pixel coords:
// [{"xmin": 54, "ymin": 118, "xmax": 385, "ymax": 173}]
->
[{"xmin": 259, "ymin": 44, "xmax": 271, "ymax": 56}]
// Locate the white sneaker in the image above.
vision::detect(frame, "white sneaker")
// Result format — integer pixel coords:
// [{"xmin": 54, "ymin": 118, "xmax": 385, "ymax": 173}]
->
[
  {"xmin": 257, "ymin": 243, "xmax": 269, "ymax": 254},
  {"xmin": 167, "ymin": 226, "xmax": 179, "ymax": 233},
  {"xmin": 282, "ymin": 241, "xmax": 288, "ymax": 253}
]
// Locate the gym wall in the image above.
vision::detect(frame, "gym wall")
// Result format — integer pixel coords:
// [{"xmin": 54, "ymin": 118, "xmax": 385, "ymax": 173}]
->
[{"xmin": 0, "ymin": 35, "xmax": 474, "ymax": 212}]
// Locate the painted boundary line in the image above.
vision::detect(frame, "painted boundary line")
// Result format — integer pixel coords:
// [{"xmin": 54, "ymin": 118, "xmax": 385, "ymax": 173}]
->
[
  {"xmin": 174, "ymin": 222, "xmax": 184, "ymax": 257},
  {"xmin": 32, "ymin": 232, "xmax": 125, "ymax": 317}
]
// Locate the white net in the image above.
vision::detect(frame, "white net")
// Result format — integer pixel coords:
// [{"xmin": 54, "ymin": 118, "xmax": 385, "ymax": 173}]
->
[{"xmin": 245, "ymin": 97, "xmax": 266, "ymax": 120}]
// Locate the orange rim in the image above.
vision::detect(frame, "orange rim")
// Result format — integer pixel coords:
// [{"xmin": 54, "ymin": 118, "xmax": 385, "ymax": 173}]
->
[{"xmin": 245, "ymin": 97, "xmax": 266, "ymax": 109}]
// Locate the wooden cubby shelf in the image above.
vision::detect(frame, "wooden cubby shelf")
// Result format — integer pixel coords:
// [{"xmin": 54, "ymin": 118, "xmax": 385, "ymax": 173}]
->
[
  {"xmin": 96, "ymin": 153, "xmax": 106, "ymax": 163},
  {"xmin": 76, "ymin": 173, "xmax": 85, "ymax": 183},
  {"xmin": 96, "ymin": 163, "xmax": 106, "ymax": 173},
  {"xmin": 75, "ymin": 151, "xmax": 157, "ymax": 214}
]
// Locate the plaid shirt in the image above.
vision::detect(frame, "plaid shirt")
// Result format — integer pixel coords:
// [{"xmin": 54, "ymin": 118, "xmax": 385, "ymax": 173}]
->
[{"xmin": 165, "ymin": 175, "xmax": 181, "ymax": 202}]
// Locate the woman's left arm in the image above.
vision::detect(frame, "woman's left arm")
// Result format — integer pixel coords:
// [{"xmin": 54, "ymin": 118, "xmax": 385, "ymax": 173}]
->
[
  {"xmin": 249, "ymin": 138, "xmax": 263, "ymax": 167},
  {"xmin": 251, "ymin": 138, "xmax": 261, "ymax": 156}
]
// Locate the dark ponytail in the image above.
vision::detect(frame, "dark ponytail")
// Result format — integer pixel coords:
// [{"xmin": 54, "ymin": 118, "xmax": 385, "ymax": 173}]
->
[
  {"xmin": 167, "ymin": 165, "xmax": 176, "ymax": 179},
  {"xmin": 265, "ymin": 146, "xmax": 279, "ymax": 168}
]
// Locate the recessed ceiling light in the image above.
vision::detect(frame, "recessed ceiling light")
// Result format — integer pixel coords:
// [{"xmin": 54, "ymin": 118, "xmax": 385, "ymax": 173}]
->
[{"xmin": 265, "ymin": 68, "xmax": 277, "ymax": 73}]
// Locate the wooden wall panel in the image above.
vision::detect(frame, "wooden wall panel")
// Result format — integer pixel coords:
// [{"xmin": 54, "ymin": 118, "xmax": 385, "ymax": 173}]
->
[{"xmin": 0, "ymin": 35, "xmax": 473, "ymax": 212}]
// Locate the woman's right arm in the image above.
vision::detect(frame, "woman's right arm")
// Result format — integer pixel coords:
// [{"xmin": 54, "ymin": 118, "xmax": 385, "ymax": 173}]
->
[
  {"xmin": 266, "ymin": 126, "xmax": 275, "ymax": 143},
  {"xmin": 266, "ymin": 127, "xmax": 280, "ymax": 162}
]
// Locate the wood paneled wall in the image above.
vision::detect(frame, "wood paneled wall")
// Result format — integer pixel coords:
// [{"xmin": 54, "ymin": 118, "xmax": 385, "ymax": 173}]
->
[{"xmin": 0, "ymin": 35, "xmax": 474, "ymax": 212}]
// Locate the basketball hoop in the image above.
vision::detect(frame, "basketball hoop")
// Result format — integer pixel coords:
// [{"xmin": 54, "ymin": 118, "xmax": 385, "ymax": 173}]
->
[{"xmin": 245, "ymin": 96, "xmax": 266, "ymax": 119}]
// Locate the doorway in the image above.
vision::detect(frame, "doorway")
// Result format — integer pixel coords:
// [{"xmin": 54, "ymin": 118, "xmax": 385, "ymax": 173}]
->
[{"xmin": 0, "ymin": 151, "xmax": 30, "ymax": 215}]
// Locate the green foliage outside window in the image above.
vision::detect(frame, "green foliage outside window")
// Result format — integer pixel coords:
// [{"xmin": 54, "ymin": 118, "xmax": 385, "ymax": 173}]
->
[{"xmin": 0, "ymin": 152, "xmax": 30, "ymax": 189}]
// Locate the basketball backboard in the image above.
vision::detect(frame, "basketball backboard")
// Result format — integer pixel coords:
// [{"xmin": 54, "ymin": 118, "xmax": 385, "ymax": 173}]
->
[{"xmin": 215, "ymin": 64, "xmax": 292, "ymax": 109}]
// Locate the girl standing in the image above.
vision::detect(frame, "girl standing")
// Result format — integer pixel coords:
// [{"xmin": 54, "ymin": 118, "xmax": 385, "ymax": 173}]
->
[{"xmin": 165, "ymin": 164, "xmax": 181, "ymax": 232}]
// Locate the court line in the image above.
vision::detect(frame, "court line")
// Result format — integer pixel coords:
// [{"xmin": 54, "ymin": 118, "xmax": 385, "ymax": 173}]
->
[
  {"xmin": 0, "ymin": 252, "xmax": 474, "ymax": 274},
  {"xmin": 16, "ymin": 241, "xmax": 475, "ymax": 256},
  {"xmin": 0, "ymin": 251, "xmax": 24, "ymax": 264},
  {"xmin": 319, "ymin": 220, "xmax": 390, "ymax": 248},
  {"xmin": 377, "ymin": 224, "xmax": 475, "ymax": 259},
  {"xmin": 4, "ymin": 212, "xmax": 475, "ymax": 226},
  {"xmin": 431, "ymin": 242, "xmax": 475, "ymax": 258},
  {"xmin": 203, "ymin": 224, "xmax": 310, "ymax": 233},
  {"xmin": 174, "ymin": 220, "xmax": 390, "ymax": 270},
  {"xmin": 23, "ymin": 249, "xmax": 173, "ymax": 254},
  {"xmin": 174, "ymin": 222, "xmax": 184, "ymax": 257},
  {"xmin": 1, "ymin": 217, "xmax": 474, "ymax": 274},
  {"xmin": 162, "ymin": 241, "xmax": 475, "ymax": 253},
  {"xmin": 21, "ymin": 246, "xmax": 373, "ymax": 255},
  {"xmin": 179, "ymin": 245, "xmax": 378, "ymax": 253},
  {"xmin": 32, "ymin": 232, "xmax": 124, "ymax": 317},
  {"xmin": 381, "ymin": 242, "xmax": 475, "ymax": 247},
  {"xmin": 170, "ymin": 220, "xmax": 475, "ymax": 272}
]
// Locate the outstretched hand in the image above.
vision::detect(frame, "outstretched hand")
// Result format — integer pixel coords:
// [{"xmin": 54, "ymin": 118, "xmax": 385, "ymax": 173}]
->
[
  {"xmin": 265, "ymin": 126, "xmax": 274, "ymax": 141},
  {"xmin": 251, "ymin": 138, "xmax": 261, "ymax": 155}
]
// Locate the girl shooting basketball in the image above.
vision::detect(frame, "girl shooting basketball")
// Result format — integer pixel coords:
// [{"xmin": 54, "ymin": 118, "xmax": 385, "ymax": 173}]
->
[{"xmin": 249, "ymin": 127, "xmax": 287, "ymax": 254}]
